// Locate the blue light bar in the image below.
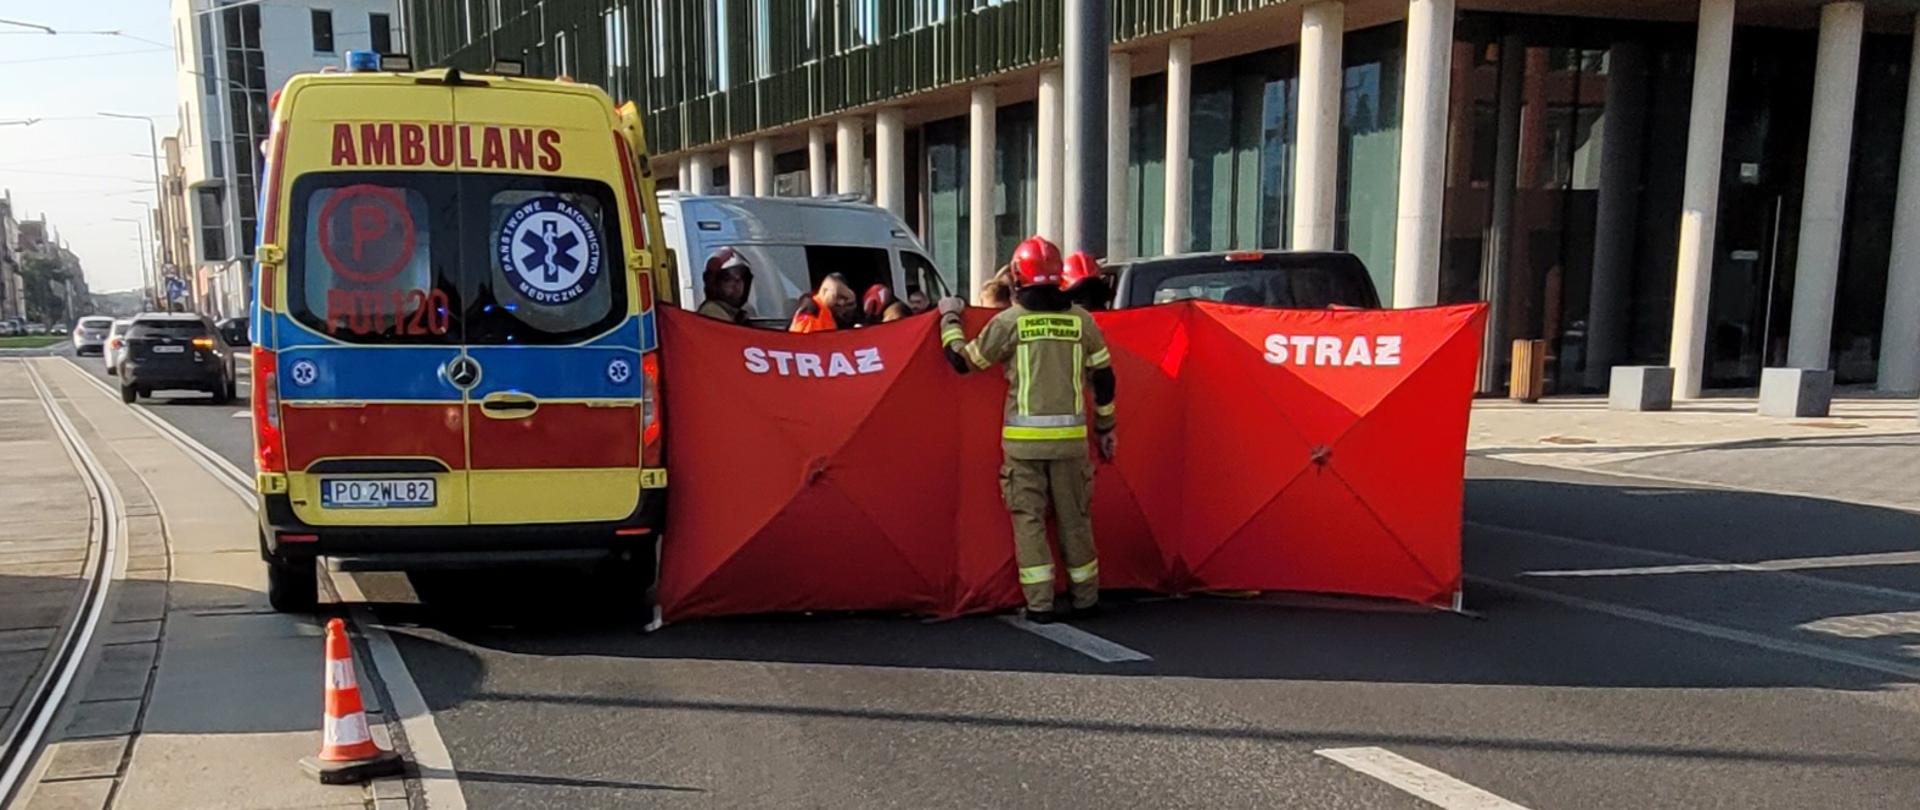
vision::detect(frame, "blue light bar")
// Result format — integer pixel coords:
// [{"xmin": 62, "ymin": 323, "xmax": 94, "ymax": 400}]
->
[{"xmin": 344, "ymin": 50, "xmax": 380, "ymax": 72}]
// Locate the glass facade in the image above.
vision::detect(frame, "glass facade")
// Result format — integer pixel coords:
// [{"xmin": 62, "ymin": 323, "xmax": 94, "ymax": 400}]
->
[{"xmin": 918, "ymin": 103, "xmax": 1039, "ymax": 293}]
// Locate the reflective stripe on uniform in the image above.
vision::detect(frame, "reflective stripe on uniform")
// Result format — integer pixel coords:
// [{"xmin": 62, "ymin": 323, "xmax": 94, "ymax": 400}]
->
[
  {"xmin": 1007, "ymin": 413, "xmax": 1085, "ymax": 428},
  {"xmin": 1017, "ymin": 344, "xmax": 1033, "ymax": 414},
  {"xmin": 1019, "ymin": 564, "xmax": 1056, "ymax": 585},
  {"xmin": 1094, "ymin": 402, "xmax": 1116, "ymax": 418},
  {"xmin": 1003, "ymin": 425, "xmax": 1088, "ymax": 441},
  {"xmin": 1072, "ymin": 345, "xmax": 1084, "ymax": 402},
  {"xmin": 941, "ymin": 327, "xmax": 966, "ymax": 345},
  {"xmin": 1068, "ymin": 560, "xmax": 1099, "ymax": 584},
  {"xmin": 965, "ymin": 344, "xmax": 990, "ymax": 370},
  {"xmin": 1087, "ymin": 347, "xmax": 1111, "ymax": 368}
]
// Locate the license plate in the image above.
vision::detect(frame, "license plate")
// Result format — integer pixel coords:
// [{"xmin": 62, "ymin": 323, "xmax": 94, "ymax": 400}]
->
[
  {"xmin": 320, "ymin": 478, "xmax": 436, "ymax": 509},
  {"xmin": 153, "ymin": 345, "xmax": 185, "ymax": 354}
]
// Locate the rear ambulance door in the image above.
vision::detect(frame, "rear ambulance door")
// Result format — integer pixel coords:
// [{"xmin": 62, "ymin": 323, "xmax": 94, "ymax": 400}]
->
[
  {"xmin": 277, "ymin": 81, "xmax": 472, "ymax": 527},
  {"xmin": 455, "ymin": 85, "xmax": 647, "ymax": 526}
]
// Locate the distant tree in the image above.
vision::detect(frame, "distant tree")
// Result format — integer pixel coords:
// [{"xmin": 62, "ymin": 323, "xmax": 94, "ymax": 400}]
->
[{"xmin": 20, "ymin": 254, "xmax": 70, "ymax": 324}]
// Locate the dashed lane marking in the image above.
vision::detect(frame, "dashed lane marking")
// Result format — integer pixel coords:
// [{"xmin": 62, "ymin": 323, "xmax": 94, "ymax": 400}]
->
[
  {"xmin": 230, "ymin": 410, "xmax": 250, "ymax": 419},
  {"xmin": 1316, "ymin": 747, "xmax": 1532, "ymax": 810},
  {"xmin": 997, "ymin": 615, "xmax": 1152, "ymax": 663}
]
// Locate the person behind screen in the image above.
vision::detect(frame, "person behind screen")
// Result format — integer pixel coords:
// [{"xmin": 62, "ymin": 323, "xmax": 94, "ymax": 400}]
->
[
  {"xmin": 696, "ymin": 247, "xmax": 754, "ymax": 325},
  {"xmin": 790, "ymin": 273, "xmax": 861, "ymax": 333},
  {"xmin": 863, "ymin": 285, "xmax": 912, "ymax": 324},
  {"xmin": 906, "ymin": 289, "xmax": 932, "ymax": 314}
]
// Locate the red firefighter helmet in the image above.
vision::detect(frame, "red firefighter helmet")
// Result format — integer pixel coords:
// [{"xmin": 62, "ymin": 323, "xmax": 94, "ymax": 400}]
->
[
  {"xmin": 1061, "ymin": 251, "xmax": 1101, "ymax": 290},
  {"xmin": 1010, "ymin": 236, "xmax": 1063, "ymax": 288}
]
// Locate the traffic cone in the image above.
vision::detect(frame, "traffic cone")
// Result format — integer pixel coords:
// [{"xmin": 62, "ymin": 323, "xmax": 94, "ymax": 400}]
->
[{"xmin": 300, "ymin": 618, "xmax": 404, "ymax": 784}]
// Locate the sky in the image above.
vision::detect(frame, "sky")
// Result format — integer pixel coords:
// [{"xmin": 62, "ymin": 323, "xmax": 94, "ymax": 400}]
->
[{"xmin": 1, "ymin": 2, "xmax": 180, "ymax": 292}]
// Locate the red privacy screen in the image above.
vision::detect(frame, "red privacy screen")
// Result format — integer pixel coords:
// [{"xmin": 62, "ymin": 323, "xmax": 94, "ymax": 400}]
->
[{"xmin": 655, "ymin": 301, "xmax": 1487, "ymax": 621}]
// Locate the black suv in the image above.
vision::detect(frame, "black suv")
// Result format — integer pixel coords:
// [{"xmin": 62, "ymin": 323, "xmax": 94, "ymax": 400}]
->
[
  {"xmin": 1107, "ymin": 250, "xmax": 1383, "ymax": 310},
  {"xmin": 118, "ymin": 313, "xmax": 238, "ymax": 404}
]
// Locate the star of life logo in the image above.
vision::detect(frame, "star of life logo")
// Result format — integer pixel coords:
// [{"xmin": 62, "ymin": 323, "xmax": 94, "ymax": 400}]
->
[{"xmin": 496, "ymin": 197, "xmax": 602, "ymax": 306}]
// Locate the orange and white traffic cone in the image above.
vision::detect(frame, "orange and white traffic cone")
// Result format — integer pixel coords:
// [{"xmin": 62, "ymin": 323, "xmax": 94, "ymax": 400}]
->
[{"xmin": 300, "ymin": 617, "xmax": 403, "ymax": 784}]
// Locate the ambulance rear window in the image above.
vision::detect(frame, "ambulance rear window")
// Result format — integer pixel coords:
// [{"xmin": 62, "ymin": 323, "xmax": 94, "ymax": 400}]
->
[{"xmin": 286, "ymin": 174, "xmax": 457, "ymax": 345}]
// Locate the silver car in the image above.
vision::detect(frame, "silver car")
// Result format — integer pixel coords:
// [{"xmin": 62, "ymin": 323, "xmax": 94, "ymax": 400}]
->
[
  {"xmin": 103, "ymin": 319, "xmax": 133, "ymax": 374},
  {"xmin": 71, "ymin": 316, "xmax": 114, "ymax": 355}
]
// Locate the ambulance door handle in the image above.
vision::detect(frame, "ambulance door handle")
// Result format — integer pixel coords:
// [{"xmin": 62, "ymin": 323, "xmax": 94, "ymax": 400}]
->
[{"xmin": 479, "ymin": 391, "xmax": 539, "ymax": 419}]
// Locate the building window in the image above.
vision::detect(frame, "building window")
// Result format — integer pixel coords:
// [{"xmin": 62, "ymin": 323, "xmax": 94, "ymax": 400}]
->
[
  {"xmin": 604, "ymin": 8, "xmax": 631, "ymax": 102},
  {"xmin": 370, "ymin": 13, "xmax": 392, "ymax": 53},
  {"xmin": 222, "ymin": 3, "xmax": 266, "ymax": 256},
  {"xmin": 198, "ymin": 15, "xmax": 217, "ymax": 96},
  {"xmin": 310, "ymin": 10, "xmax": 334, "ymax": 53},
  {"xmin": 650, "ymin": 0, "xmax": 667, "ymax": 78},
  {"xmin": 753, "ymin": 0, "xmax": 772, "ymax": 79},
  {"xmin": 210, "ymin": 140, "xmax": 224, "ymax": 178},
  {"xmin": 197, "ymin": 188, "xmax": 228, "ymax": 263}
]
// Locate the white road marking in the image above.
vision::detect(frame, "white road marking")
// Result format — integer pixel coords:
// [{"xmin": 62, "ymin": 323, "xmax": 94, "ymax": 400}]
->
[
  {"xmin": 230, "ymin": 410, "xmax": 250, "ymax": 419},
  {"xmin": 1469, "ymin": 575, "xmax": 1920, "ymax": 681},
  {"xmin": 1473, "ymin": 521, "xmax": 1920, "ymax": 604},
  {"xmin": 1523, "ymin": 550, "xmax": 1920, "ymax": 580},
  {"xmin": 354, "ymin": 606, "xmax": 468, "ymax": 809},
  {"xmin": 1316, "ymin": 747, "xmax": 1531, "ymax": 810},
  {"xmin": 997, "ymin": 615, "xmax": 1152, "ymax": 663}
]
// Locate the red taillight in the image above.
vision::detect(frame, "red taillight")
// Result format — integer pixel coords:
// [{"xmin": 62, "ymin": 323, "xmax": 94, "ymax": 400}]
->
[
  {"xmin": 614, "ymin": 527, "xmax": 651, "ymax": 537},
  {"xmin": 252, "ymin": 346, "xmax": 285, "ymax": 473},
  {"xmin": 277, "ymin": 533, "xmax": 318, "ymax": 543},
  {"xmin": 1225, "ymin": 251, "xmax": 1265, "ymax": 263},
  {"xmin": 640, "ymin": 353, "xmax": 662, "ymax": 466}
]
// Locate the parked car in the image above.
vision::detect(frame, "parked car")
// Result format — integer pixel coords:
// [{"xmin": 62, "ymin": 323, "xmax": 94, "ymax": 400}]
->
[
  {"xmin": 25, "ymin": 323, "xmax": 47, "ymax": 335},
  {"xmin": 1106, "ymin": 250, "xmax": 1382, "ymax": 310},
  {"xmin": 103, "ymin": 319, "xmax": 134, "ymax": 375},
  {"xmin": 215, "ymin": 316, "xmax": 249, "ymax": 347},
  {"xmin": 658, "ymin": 192, "xmax": 951, "ymax": 328},
  {"xmin": 71, "ymin": 316, "xmax": 114, "ymax": 355},
  {"xmin": 1, "ymin": 319, "xmax": 21, "ymax": 336},
  {"xmin": 117, "ymin": 313, "xmax": 237, "ymax": 404}
]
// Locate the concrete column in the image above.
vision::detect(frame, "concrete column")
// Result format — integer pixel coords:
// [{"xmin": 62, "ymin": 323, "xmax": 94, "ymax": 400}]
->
[
  {"xmin": 1584, "ymin": 39, "xmax": 1650, "ymax": 392},
  {"xmin": 1064, "ymin": 0, "xmax": 1109, "ymax": 256},
  {"xmin": 687, "ymin": 151, "xmax": 715, "ymax": 195},
  {"xmin": 1669, "ymin": 0, "xmax": 1737, "ymax": 399},
  {"xmin": 1292, "ymin": 1, "xmax": 1344, "ymax": 251},
  {"xmin": 1037, "ymin": 68, "xmax": 1066, "ymax": 242},
  {"xmin": 808, "ymin": 126, "xmax": 831, "ymax": 196},
  {"xmin": 1787, "ymin": 1, "xmax": 1865, "ymax": 371},
  {"xmin": 970, "ymin": 86, "xmax": 999, "ymax": 302},
  {"xmin": 1393, "ymin": 0, "xmax": 1455, "ymax": 308},
  {"xmin": 753, "ymin": 139, "xmax": 776, "ymax": 197},
  {"xmin": 676, "ymin": 160, "xmax": 690, "ymax": 190},
  {"xmin": 876, "ymin": 107, "xmax": 907, "ymax": 218},
  {"xmin": 727, "ymin": 142, "xmax": 753, "ymax": 197},
  {"xmin": 1163, "ymin": 37, "xmax": 1193, "ymax": 256},
  {"xmin": 1107, "ymin": 51, "xmax": 1134, "ymax": 260},
  {"xmin": 836, "ymin": 116, "xmax": 866, "ymax": 200},
  {"xmin": 1879, "ymin": 14, "xmax": 1920, "ymax": 394}
]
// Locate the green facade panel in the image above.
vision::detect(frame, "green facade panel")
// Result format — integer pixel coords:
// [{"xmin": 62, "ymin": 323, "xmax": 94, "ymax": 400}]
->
[{"xmin": 405, "ymin": 0, "xmax": 1293, "ymax": 154}]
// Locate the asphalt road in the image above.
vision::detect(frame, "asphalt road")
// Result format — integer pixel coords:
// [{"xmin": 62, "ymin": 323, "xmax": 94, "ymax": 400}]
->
[{"xmin": 70, "ymin": 347, "xmax": 1920, "ymax": 808}]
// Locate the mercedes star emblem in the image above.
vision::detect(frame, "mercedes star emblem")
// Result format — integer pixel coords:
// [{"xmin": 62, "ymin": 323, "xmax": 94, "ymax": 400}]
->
[{"xmin": 446, "ymin": 356, "xmax": 481, "ymax": 389}]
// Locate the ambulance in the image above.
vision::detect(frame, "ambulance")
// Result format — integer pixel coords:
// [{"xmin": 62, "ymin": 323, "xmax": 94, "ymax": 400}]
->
[{"xmin": 249, "ymin": 52, "xmax": 672, "ymax": 612}]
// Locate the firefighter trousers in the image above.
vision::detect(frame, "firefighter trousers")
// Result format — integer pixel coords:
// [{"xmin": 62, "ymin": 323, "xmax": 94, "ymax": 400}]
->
[{"xmin": 999, "ymin": 456, "xmax": 1099, "ymax": 613}]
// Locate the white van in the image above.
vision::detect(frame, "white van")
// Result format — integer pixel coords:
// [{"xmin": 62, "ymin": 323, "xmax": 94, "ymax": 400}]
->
[{"xmin": 657, "ymin": 193, "xmax": 952, "ymax": 327}]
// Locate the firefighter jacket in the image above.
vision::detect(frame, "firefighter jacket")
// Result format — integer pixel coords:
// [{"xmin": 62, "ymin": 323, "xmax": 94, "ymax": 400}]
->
[{"xmin": 942, "ymin": 304, "xmax": 1116, "ymax": 460}]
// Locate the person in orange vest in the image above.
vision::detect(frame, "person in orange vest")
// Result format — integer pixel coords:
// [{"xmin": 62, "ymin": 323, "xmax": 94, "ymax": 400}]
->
[
  {"xmin": 789, "ymin": 273, "xmax": 861, "ymax": 333},
  {"xmin": 1061, "ymin": 250, "xmax": 1111, "ymax": 312},
  {"xmin": 938, "ymin": 236, "xmax": 1118, "ymax": 623}
]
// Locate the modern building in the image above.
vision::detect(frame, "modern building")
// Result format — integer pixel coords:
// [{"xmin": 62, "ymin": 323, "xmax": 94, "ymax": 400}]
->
[
  {"xmin": 169, "ymin": 0, "xmax": 405, "ymax": 316},
  {"xmin": 401, "ymin": 0, "xmax": 1920, "ymax": 397}
]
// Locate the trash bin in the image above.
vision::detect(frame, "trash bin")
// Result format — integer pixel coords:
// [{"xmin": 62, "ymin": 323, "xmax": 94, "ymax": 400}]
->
[{"xmin": 1509, "ymin": 339, "xmax": 1547, "ymax": 403}]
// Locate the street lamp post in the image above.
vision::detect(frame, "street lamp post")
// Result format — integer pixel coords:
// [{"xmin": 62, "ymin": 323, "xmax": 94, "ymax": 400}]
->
[
  {"xmin": 100, "ymin": 112, "xmax": 169, "ymax": 308},
  {"xmin": 113, "ymin": 216, "xmax": 154, "ymax": 311}
]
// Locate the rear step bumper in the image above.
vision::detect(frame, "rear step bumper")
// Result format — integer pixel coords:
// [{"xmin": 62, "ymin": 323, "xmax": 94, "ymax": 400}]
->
[{"xmin": 258, "ymin": 489, "xmax": 666, "ymax": 568}]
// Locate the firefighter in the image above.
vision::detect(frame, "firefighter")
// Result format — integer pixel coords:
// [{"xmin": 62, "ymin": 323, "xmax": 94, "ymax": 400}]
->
[
  {"xmin": 937, "ymin": 236, "xmax": 1118, "ymax": 623},
  {"xmin": 1061, "ymin": 250, "xmax": 1111, "ymax": 312},
  {"xmin": 696, "ymin": 247, "xmax": 754, "ymax": 325}
]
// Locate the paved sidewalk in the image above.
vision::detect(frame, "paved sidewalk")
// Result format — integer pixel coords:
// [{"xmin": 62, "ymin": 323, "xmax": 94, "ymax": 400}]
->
[
  {"xmin": 1471, "ymin": 396, "xmax": 1920, "ymax": 511},
  {"xmin": 0, "ymin": 361, "xmax": 92, "ymax": 763},
  {"xmin": 14, "ymin": 359, "xmax": 372, "ymax": 810}
]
